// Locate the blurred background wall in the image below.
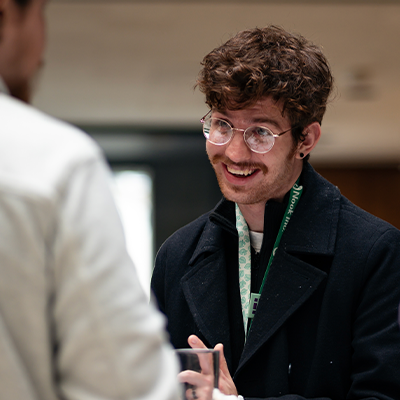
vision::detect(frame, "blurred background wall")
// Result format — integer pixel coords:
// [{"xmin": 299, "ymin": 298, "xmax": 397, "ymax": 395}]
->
[{"xmin": 33, "ymin": 0, "xmax": 400, "ymax": 294}]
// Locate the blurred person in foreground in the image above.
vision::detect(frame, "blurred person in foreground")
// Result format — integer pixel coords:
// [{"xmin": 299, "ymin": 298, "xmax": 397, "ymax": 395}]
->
[
  {"xmin": 0, "ymin": 0, "xmax": 179, "ymax": 398},
  {"xmin": 151, "ymin": 26, "xmax": 400, "ymax": 400}
]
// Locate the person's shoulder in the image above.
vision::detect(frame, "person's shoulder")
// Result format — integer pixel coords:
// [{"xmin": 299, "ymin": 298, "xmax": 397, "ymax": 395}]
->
[
  {"xmin": 0, "ymin": 93, "xmax": 99, "ymax": 157},
  {"xmin": 303, "ymin": 163, "xmax": 400, "ymax": 247},
  {"xmin": 339, "ymin": 195, "xmax": 400, "ymax": 237},
  {"xmin": 157, "ymin": 211, "xmax": 215, "ymax": 263},
  {"xmin": 161, "ymin": 212, "xmax": 212, "ymax": 250},
  {"xmin": 0, "ymin": 94, "xmax": 104, "ymax": 197}
]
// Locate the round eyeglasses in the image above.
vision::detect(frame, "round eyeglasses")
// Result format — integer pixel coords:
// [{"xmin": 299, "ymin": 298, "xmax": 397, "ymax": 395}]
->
[{"xmin": 200, "ymin": 111, "xmax": 293, "ymax": 154}]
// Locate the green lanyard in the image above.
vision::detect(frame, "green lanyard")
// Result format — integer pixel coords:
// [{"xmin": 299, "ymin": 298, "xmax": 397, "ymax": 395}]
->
[{"xmin": 235, "ymin": 178, "xmax": 303, "ymax": 336}]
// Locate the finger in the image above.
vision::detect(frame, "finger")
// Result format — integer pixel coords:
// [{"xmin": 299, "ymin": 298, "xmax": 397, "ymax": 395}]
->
[
  {"xmin": 178, "ymin": 370, "xmax": 212, "ymax": 387},
  {"xmin": 186, "ymin": 385, "xmax": 212, "ymax": 400},
  {"xmin": 213, "ymin": 344, "xmax": 238, "ymax": 396},
  {"xmin": 188, "ymin": 335, "xmax": 214, "ymax": 376},
  {"xmin": 188, "ymin": 335, "xmax": 207, "ymax": 349},
  {"xmin": 186, "ymin": 387, "xmax": 199, "ymax": 400},
  {"xmin": 214, "ymin": 343, "xmax": 229, "ymax": 376}
]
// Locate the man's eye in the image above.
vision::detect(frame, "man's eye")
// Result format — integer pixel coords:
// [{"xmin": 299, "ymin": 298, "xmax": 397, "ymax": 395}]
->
[
  {"xmin": 214, "ymin": 119, "xmax": 231, "ymax": 131},
  {"xmin": 252, "ymin": 127, "xmax": 271, "ymax": 137}
]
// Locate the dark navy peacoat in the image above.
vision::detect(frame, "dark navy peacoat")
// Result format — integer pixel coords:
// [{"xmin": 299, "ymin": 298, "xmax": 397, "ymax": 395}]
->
[{"xmin": 151, "ymin": 163, "xmax": 400, "ymax": 400}]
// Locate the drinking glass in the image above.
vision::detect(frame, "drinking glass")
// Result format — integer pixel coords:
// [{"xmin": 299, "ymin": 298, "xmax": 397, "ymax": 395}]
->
[{"xmin": 175, "ymin": 348, "xmax": 219, "ymax": 400}]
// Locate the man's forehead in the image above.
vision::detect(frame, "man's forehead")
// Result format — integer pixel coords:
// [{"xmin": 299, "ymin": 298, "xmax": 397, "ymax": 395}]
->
[{"xmin": 214, "ymin": 97, "xmax": 287, "ymax": 120}]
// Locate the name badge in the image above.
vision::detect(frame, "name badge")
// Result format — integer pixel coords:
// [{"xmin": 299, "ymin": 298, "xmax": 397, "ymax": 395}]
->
[{"xmin": 248, "ymin": 293, "xmax": 261, "ymax": 319}]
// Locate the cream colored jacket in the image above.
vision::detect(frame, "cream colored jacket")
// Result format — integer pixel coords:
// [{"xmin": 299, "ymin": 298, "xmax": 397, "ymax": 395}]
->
[{"xmin": 0, "ymin": 90, "xmax": 179, "ymax": 400}]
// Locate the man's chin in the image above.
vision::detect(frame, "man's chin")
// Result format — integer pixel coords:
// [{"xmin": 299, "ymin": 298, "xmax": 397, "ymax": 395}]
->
[{"xmin": 219, "ymin": 182, "xmax": 253, "ymax": 204}]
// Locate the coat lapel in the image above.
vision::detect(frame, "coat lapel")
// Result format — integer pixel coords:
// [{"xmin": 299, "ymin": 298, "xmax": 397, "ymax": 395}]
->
[
  {"xmin": 180, "ymin": 222, "xmax": 233, "ymax": 362},
  {"xmin": 238, "ymin": 253, "xmax": 327, "ymax": 373}
]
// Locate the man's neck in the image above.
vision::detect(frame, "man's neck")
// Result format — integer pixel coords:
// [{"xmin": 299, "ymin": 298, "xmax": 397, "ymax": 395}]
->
[
  {"xmin": 237, "ymin": 202, "xmax": 266, "ymax": 232},
  {"xmin": 237, "ymin": 170, "xmax": 302, "ymax": 232}
]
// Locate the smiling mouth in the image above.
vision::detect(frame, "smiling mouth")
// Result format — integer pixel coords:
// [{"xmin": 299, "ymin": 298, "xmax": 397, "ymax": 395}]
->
[{"xmin": 226, "ymin": 165, "xmax": 258, "ymax": 177}]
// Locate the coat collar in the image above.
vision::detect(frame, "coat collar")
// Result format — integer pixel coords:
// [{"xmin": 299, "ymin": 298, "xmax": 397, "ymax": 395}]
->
[
  {"xmin": 198, "ymin": 162, "xmax": 341, "ymax": 257},
  {"xmin": 281, "ymin": 162, "xmax": 340, "ymax": 256},
  {"xmin": 181, "ymin": 163, "xmax": 341, "ymax": 372}
]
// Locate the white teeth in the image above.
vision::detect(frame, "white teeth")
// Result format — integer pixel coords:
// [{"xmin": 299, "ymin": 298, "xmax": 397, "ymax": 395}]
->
[{"xmin": 227, "ymin": 166, "xmax": 256, "ymax": 176}]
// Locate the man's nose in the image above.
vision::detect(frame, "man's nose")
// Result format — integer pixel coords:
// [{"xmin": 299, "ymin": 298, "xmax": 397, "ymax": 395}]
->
[{"xmin": 225, "ymin": 129, "xmax": 252, "ymax": 163}]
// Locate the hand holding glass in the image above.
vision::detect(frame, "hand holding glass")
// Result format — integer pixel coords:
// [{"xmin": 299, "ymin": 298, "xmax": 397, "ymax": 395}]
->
[{"xmin": 176, "ymin": 348, "xmax": 220, "ymax": 400}]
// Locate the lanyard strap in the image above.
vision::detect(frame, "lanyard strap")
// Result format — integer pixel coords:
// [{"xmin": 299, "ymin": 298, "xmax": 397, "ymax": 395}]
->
[
  {"xmin": 235, "ymin": 203, "xmax": 252, "ymax": 333},
  {"xmin": 236, "ymin": 179, "xmax": 303, "ymax": 335}
]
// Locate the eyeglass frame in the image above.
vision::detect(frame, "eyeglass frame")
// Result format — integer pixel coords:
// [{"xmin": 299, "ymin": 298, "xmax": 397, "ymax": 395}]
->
[{"xmin": 200, "ymin": 110, "xmax": 294, "ymax": 154}]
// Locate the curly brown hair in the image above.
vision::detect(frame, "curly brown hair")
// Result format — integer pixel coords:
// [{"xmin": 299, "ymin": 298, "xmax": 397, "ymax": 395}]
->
[{"xmin": 196, "ymin": 25, "xmax": 334, "ymax": 145}]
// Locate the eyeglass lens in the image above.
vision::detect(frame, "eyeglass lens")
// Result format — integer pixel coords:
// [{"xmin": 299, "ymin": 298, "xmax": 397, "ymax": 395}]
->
[{"xmin": 203, "ymin": 117, "xmax": 275, "ymax": 153}]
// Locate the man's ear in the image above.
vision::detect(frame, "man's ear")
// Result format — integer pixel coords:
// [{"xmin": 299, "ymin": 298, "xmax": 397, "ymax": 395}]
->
[{"xmin": 295, "ymin": 122, "xmax": 321, "ymax": 159}]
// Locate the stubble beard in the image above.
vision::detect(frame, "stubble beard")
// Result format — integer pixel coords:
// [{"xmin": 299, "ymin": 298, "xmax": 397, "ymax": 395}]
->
[{"xmin": 210, "ymin": 145, "xmax": 298, "ymax": 205}]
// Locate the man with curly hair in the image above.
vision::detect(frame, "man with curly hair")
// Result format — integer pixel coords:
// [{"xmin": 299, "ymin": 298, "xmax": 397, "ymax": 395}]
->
[{"xmin": 151, "ymin": 26, "xmax": 400, "ymax": 400}]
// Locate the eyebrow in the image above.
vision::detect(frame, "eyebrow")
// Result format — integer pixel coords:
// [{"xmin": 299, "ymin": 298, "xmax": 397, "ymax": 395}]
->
[
  {"xmin": 252, "ymin": 117, "xmax": 282, "ymax": 128},
  {"xmin": 213, "ymin": 110, "xmax": 283, "ymax": 130}
]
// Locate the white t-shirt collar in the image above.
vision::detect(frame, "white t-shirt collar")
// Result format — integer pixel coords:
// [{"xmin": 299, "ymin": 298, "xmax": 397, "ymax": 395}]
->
[{"xmin": 249, "ymin": 230, "xmax": 263, "ymax": 253}]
